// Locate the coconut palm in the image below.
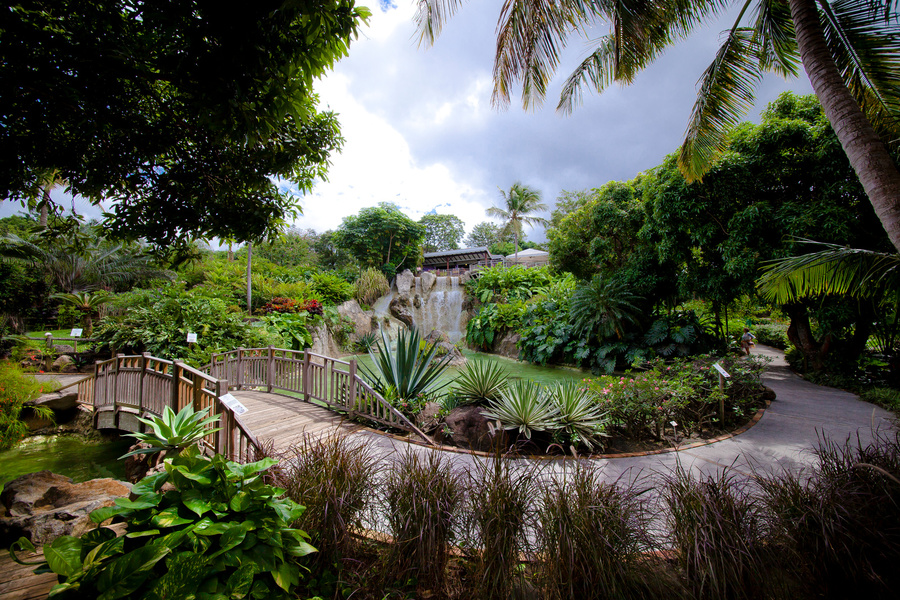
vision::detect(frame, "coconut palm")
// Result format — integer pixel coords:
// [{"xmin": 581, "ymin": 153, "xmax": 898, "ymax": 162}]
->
[
  {"xmin": 416, "ymin": 0, "xmax": 900, "ymax": 253},
  {"xmin": 487, "ymin": 182, "xmax": 548, "ymax": 263}
]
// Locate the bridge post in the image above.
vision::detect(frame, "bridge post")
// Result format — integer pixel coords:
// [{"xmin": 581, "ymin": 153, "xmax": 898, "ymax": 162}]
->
[
  {"xmin": 171, "ymin": 361, "xmax": 182, "ymax": 412},
  {"xmin": 139, "ymin": 353, "xmax": 149, "ymax": 429},
  {"xmin": 192, "ymin": 371, "xmax": 203, "ymax": 412},
  {"xmin": 215, "ymin": 379, "xmax": 229, "ymax": 457},
  {"xmin": 302, "ymin": 350, "xmax": 310, "ymax": 402},
  {"xmin": 267, "ymin": 346, "xmax": 275, "ymax": 393},
  {"xmin": 348, "ymin": 359, "xmax": 357, "ymax": 417},
  {"xmin": 113, "ymin": 354, "xmax": 123, "ymax": 429},
  {"xmin": 236, "ymin": 348, "xmax": 244, "ymax": 390}
]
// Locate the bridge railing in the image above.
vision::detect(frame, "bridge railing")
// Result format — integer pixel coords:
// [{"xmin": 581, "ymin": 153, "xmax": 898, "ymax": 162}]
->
[
  {"xmin": 90, "ymin": 353, "xmax": 260, "ymax": 461},
  {"xmin": 207, "ymin": 347, "xmax": 433, "ymax": 444}
]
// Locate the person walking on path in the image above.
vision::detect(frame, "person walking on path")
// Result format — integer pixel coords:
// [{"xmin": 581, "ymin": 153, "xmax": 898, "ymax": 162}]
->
[{"xmin": 741, "ymin": 327, "xmax": 756, "ymax": 355}]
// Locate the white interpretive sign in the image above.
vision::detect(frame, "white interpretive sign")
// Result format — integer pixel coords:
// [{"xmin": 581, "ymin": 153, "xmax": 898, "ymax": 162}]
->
[
  {"xmin": 712, "ymin": 362, "xmax": 731, "ymax": 378},
  {"xmin": 186, "ymin": 332, "xmax": 198, "ymax": 343},
  {"xmin": 219, "ymin": 393, "xmax": 248, "ymax": 415},
  {"xmin": 70, "ymin": 328, "xmax": 83, "ymax": 337}
]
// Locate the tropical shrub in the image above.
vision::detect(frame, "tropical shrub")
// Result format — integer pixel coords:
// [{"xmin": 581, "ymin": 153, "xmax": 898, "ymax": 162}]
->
[
  {"xmin": 309, "ymin": 271, "xmax": 354, "ymax": 306},
  {"xmin": 95, "ymin": 283, "xmax": 277, "ymax": 367},
  {"xmin": 360, "ymin": 327, "xmax": 452, "ymax": 402},
  {"xmin": 0, "ymin": 363, "xmax": 55, "ymax": 450},
  {"xmin": 452, "ymin": 359, "xmax": 509, "ymax": 404},
  {"xmin": 11, "ymin": 446, "xmax": 316, "ymax": 599},
  {"xmin": 752, "ymin": 321, "xmax": 789, "ymax": 349},
  {"xmin": 261, "ymin": 311, "xmax": 314, "ymax": 350},
  {"xmin": 354, "ymin": 267, "xmax": 390, "ymax": 306},
  {"xmin": 466, "ymin": 265, "xmax": 553, "ymax": 303},
  {"xmin": 482, "ymin": 380, "xmax": 560, "ymax": 440},
  {"xmin": 547, "ymin": 381, "xmax": 609, "ymax": 450},
  {"xmin": 121, "ymin": 405, "xmax": 221, "ymax": 458}
]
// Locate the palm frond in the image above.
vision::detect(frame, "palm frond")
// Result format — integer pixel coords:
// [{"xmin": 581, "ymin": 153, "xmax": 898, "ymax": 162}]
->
[
  {"xmin": 414, "ymin": 0, "xmax": 469, "ymax": 47},
  {"xmin": 757, "ymin": 240, "xmax": 900, "ymax": 303},
  {"xmin": 818, "ymin": 0, "xmax": 900, "ymax": 138},
  {"xmin": 678, "ymin": 27, "xmax": 765, "ymax": 181},
  {"xmin": 752, "ymin": 0, "xmax": 800, "ymax": 76}
]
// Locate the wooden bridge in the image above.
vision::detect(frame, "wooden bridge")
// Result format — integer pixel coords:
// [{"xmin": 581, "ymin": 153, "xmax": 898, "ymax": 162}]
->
[{"xmin": 63, "ymin": 348, "xmax": 433, "ymax": 461}]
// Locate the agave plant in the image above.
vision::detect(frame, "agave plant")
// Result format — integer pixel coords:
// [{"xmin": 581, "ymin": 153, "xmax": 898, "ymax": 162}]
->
[
  {"xmin": 482, "ymin": 380, "xmax": 560, "ymax": 440},
  {"xmin": 548, "ymin": 381, "xmax": 609, "ymax": 450},
  {"xmin": 120, "ymin": 405, "xmax": 221, "ymax": 458},
  {"xmin": 360, "ymin": 327, "xmax": 452, "ymax": 401},
  {"xmin": 452, "ymin": 359, "xmax": 509, "ymax": 405}
]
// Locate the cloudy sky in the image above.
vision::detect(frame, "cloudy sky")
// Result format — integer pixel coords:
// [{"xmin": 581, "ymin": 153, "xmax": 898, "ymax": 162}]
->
[{"xmin": 18, "ymin": 0, "xmax": 813, "ymax": 243}]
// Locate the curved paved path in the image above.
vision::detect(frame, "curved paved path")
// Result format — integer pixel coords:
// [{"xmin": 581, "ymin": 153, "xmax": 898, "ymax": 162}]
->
[{"xmin": 335, "ymin": 345, "xmax": 896, "ymax": 484}]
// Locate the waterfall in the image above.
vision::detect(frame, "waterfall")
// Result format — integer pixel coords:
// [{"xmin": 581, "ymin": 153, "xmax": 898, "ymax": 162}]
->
[{"xmin": 409, "ymin": 276, "xmax": 466, "ymax": 344}]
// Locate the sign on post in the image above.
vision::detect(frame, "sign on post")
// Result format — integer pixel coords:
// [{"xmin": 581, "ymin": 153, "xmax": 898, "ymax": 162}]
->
[
  {"xmin": 219, "ymin": 393, "xmax": 248, "ymax": 416},
  {"xmin": 186, "ymin": 332, "xmax": 198, "ymax": 343},
  {"xmin": 713, "ymin": 362, "xmax": 730, "ymax": 425},
  {"xmin": 70, "ymin": 328, "xmax": 83, "ymax": 337}
]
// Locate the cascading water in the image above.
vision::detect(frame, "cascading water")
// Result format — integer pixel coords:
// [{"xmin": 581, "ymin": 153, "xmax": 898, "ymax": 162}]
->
[{"xmin": 409, "ymin": 276, "xmax": 466, "ymax": 343}]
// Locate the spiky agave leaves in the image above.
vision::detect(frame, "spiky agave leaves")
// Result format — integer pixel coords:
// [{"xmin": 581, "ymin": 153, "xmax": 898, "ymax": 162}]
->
[
  {"xmin": 548, "ymin": 381, "xmax": 609, "ymax": 450},
  {"xmin": 452, "ymin": 359, "xmax": 510, "ymax": 405},
  {"xmin": 120, "ymin": 405, "xmax": 221, "ymax": 458},
  {"xmin": 482, "ymin": 379, "xmax": 560, "ymax": 440},
  {"xmin": 360, "ymin": 327, "xmax": 452, "ymax": 401}
]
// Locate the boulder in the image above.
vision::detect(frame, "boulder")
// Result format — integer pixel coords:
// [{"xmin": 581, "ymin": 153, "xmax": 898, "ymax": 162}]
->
[
  {"xmin": 308, "ymin": 322, "xmax": 345, "ymax": 359},
  {"xmin": 51, "ymin": 355, "xmax": 78, "ymax": 373},
  {"xmin": 420, "ymin": 271, "xmax": 437, "ymax": 292},
  {"xmin": 52, "ymin": 344, "xmax": 76, "ymax": 355},
  {"xmin": 30, "ymin": 390, "xmax": 80, "ymax": 412},
  {"xmin": 395, "ymin": 269, "xmax": 415, "ymax": 295},
  {"xmin": 337, "ymin": 299, "xmax": 374, "ymax": 337},
  {"xmin": 0, "ymin": 471, "xmax": 131, "ymax": 545},
  {"xmin": 389, "ymin": 296, "xmax": 413, "ymax": 328},
  {"xmin": 492, "ymin": 330, "xmax": 522, "ymax": 360},
  {"xmin": 443, "ymin": 406, "xmax": 499, "ymax": 452},
  {"xmin": 416, "ymin": 401, "xmax": 442, "ymax": 433}
]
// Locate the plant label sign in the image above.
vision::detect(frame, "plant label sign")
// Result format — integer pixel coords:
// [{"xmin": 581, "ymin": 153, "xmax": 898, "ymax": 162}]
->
[
  {"xmin": 70, "ymin": 328, "xmax": 83, "ymax": 337},
  {"xmin": 713, "ymin": 363, "xmax": 731, "ymax": 378},
  {"xmin": 219, "ymin": 393, "xmax": 248, "ymax": 416},
  {"xmin": 186, "ymin": 332, "xmax": 198, "ymax": 343}
]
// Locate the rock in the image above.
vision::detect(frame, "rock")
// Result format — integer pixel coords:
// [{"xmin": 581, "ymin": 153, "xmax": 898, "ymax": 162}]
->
[
  {"xmin": 51, "ymin": 355, "xmax": 78, "ymax": 373},
  {"xmin": 420, "ymin": 271, "xmax": 437, "ymax": 292},
  {"xmin": 338, "ymin": 299, "xmax": 374, "ymax": 338},
  {"xmin": 52, "ymin": 344, "xmax": 76, "ymax": 355},
  {"xmin": 389, "ymin": 296, "xmax": 413, "ymax": 328},
  {"xmin": 308, "ymin": 322, "xmax": 345, "ymax": 359},
  {"xmin": 458, "ymin": 271, "xmax": 473, "ymax": 286},
  {"xmin": 122, "ymin": 443, "xmax": 170, "ymax": 483},
  {"xmin": 439, "ymin": 342, "xmax": 467, "ymax": 366},
  {"xmin": 416, "ymin": 401, "xmax": 442, "ymax": 433},
  {"xmin": 492, "ymin": 331, "xmax": 521, "ymax": 359},
  {"xmin": 413, "ymin": 295, "xmax": 422, "ymax": 309},
  {"xmin": 0, "ymin": 471, "xmax": 131, "ymax": 545},
  {"xmin": 443, "ymin": 406, "xmax": 500, "ymax": 452},
  {"xmin": 762, "ymin": 386, "xmax": 777, "ymax": 401},
  {"xmin": 395, "ymin": 269, "xmax": 415, "ymax": 295},
  {"xmin": 30, "ymin": 390, "xmax": 80, "ymax": 412}
]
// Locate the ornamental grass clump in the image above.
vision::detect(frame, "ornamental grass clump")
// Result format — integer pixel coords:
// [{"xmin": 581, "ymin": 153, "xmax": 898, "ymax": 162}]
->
[
  {"xmin": 536, "ymin": 465, "xmax": 668, "ymax": 600},
  {"xmin": 274, "ymin": 433, "xmax": 379, "ymax": 563},
  {"xmin": 759, "ymin": 431, "xmax": 900, "ymax": 599},
  {"xmin": 0, "ymin": 362, "xmax": 55, "ymax": 450},
  {"xmin": 663, "ymin": 464, "xmax": 771, "ymax": 600},
  {"xmin": 464, "ymin": 453, "xmax": 536, "ymax": 599},
  {"xmin": 354, "ymin": 267, "xmax": 390, "ymax": 306},
  {"xmin": 381, "ymin": 449, "xmax": 465, "ymax": 590}
]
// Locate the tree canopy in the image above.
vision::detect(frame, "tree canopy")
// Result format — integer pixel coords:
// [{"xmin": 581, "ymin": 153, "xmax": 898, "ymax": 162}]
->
[
  {"xmin": 419, "ymin": 213, "xmax": 466, "ymax": 252},
  {"xmin": 334, "ymin": 203, "xmax": 425, "ymax": 277},
  {"xmin": 1, "ymin": 0, "xmax": 369, "ymax": 250}
]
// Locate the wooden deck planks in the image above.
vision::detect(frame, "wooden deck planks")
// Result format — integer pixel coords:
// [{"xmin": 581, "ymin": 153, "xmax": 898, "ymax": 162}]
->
[
  {"xmin": 0, "ymin": 550, "xmax": 56, "ymax": 600},
  {"xmin": 230, "ymin": 390, "xmax": 358, "ymax": 452}
]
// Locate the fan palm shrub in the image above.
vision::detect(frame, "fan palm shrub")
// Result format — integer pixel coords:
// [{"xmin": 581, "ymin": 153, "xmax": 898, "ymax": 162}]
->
[
  {"xmin": 482, "ymin": 380, "xmax": 560, "ymax": 440},
  {"xmin": 569, "ymin": 274, "xmax": 643, "ymax": 341},
  {"xmin": 452, "ymin": 359, "xmax": 509, "ymax": 405},
  {"xmin": 50, "ymin": 290, "xmax": 113, "ymax": 336},
  {"xmin": 360, "ymin": 327, "xmax": 452, "ymax": 401}
]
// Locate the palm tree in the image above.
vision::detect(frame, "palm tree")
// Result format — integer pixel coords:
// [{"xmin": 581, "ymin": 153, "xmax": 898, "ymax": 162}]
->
[
  {"xmin": 487, "ymin": 182, "xmax": 548, "ymax": 263},
  {"xmin": 569, "ymin": 275, "xmax": 643, "ymax": 341},
  {"xmin": 416, "ymin": 0, "xmax": 900, "ymax": 252},
  {"xmin": 31, "ymin": 169, "xmax": 65, "ymax": 229},
  {"xmin": 51, "ymin": 291, "xmax": 113, "ymax": 336}
]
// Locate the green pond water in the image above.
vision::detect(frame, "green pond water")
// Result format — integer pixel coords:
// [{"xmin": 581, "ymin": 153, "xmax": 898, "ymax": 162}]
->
[
  {"xmin": 343, "ymin": 350, "xmax": 589, "ymax": 389},
  {"xmin": 0, "ymin": 435, "xmax": 132, "ymax": 489}
]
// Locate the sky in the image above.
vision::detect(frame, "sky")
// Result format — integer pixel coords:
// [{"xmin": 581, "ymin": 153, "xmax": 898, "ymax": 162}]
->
[{"xmin": 10, "ymin": 1, "xmax": 813, "ymax": 244}]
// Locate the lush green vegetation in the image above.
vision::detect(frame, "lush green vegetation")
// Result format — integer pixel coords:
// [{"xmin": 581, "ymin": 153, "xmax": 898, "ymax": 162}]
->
[{"xmin": 0, "ymin": 363, "xmax": 55, "ymax": 450}]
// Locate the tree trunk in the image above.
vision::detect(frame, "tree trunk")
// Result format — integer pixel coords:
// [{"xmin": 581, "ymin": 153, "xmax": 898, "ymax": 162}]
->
[
  {"xmin": 785, "ymin": 304, "xmax": 831, "ymax": 371},
  {"xmin": 246, "ymin": 243, "xmax": 253, "ymax": 316},
  {"xmin": 789, "ymin": 0, "xmax": 900, "ymax": 253}
]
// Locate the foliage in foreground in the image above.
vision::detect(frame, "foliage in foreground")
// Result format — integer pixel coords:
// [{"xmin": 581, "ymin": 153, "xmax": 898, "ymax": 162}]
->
[
  {"xmin": 360, "ymin": 327, "xmax": 452, "ymax": 402},
  {"xmin": 0, "ymin": 362, "xmax": 54, "ymax": 450},
  {"xmin": 12, "ymin": 445, "xmax": 315, "ymax": 599}
]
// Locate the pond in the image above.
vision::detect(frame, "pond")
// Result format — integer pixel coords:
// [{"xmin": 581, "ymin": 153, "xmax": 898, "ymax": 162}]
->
[
  {"xmin": 344, "ymin": 349, "xmax": 588, "ymax": 390},
  {"xmin": 0, "ymin": 435, "xmax": 132, "ymax": 489}
]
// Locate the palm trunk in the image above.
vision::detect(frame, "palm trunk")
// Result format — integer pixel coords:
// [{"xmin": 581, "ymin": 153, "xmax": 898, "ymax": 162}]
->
[
  {"xmin": 789, "ymin": 0, "xmax": 900, "ymax": 253},
  {"xmin": 246, "ymin": 243, "xmax": 253, "ymax": 316}
]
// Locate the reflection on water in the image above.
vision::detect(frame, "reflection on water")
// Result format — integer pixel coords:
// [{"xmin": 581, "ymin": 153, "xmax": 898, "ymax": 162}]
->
[{"xmin": 0, "ymin": 435, "xmax": 131, "ymax": 487}]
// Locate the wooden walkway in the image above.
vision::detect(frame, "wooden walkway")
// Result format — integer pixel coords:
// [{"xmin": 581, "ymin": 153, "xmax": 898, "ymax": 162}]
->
[
  {"xmin": 231, "ymin": 390, "xmax": 363, "ymax": 453},
  {"xmin": 0, "ymin": 548, "xmax": 56, "ymax": 600}
]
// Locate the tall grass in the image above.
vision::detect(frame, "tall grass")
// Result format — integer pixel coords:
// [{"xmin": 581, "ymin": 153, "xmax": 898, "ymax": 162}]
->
[
  {"xmin": 536, "ymin": 465, "xmax": 669, "ymax": 600},
  {"xmin": 663, "ymin": 465, "xmax": 771, "ymax": 600},
  {"xmin": 354, "ymin": 267, "xmax": 390, "ymax": 306},
  {"xmin": 760, "ymin": 432, "xmax": 900, "ymax": 599},
  {"xmin": 382, "ymin": 449, "xmax": 465, "ymax": 590},
  {"xmin": 0, "ymin": 363, "xmax": 55, "ymax": 450},
  {"xmin": 465, "ymin": 452, "xmax": 535, "ymax": 599},
  {"xmin": 271, "ymin": 433, "xmax": 378, "ymax": 562}
]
